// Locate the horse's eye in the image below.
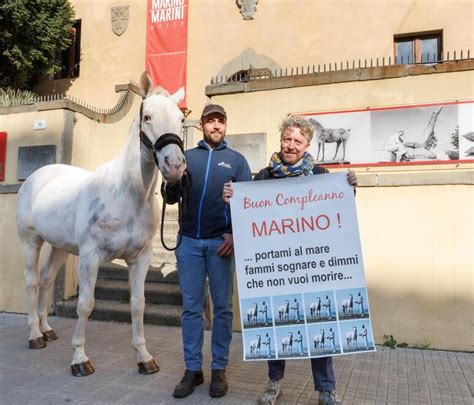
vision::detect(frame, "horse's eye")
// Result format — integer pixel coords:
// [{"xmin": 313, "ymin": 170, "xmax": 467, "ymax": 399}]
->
[
  {"xmin": 144, "ymin": 115, "xmax": 151, "ymax": 122},
  {"xmin": 181, "ymin": 118, "xmax": 185, "ymax": 124}
]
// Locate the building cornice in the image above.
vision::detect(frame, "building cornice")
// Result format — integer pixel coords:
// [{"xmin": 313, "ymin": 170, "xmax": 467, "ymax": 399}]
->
[{"xmin": 206, "ymin": 59, "xmax": 474, "ymax": 97}]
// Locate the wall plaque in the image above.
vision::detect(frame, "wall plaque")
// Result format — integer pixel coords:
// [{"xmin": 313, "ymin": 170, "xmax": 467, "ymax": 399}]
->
[
  {"xmin": 226, "ymin": 132, "xmax": 266, "ymax": 173},
  {"xmin": 17, "ymin": 145, "xmax": 56, "ymax": 181}
]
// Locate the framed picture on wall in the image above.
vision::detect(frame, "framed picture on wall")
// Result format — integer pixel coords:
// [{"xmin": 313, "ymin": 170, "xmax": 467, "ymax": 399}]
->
[{"xmin": 298, "ymin": 101, "xmax": 474, "ymax": 166}]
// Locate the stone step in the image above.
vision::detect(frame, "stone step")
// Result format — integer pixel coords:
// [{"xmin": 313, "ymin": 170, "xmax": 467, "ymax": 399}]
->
[
  {"xmin": 55, "ymin": 299, "xmax": 182, "ymax": 327},
  {"xmin": 161, "ymin": 221, "xmax": 180, "ymax": 234},
  {"xmin": 95, "ymin": 278, "xmax": 182, "ymax": 305},
  {"xmin": 163, "ymin": 208, "xmax": 179, "ymax": 220},
  {"xmin": 152, "ymin": 247, "xmax": 180, "ymax": 263},
  {"xmin": 156, "ymin": 232, "xmax": 179, "ymax": 245},
  {"xmin": 99, "ymin": 263, "xmax": 178, "ymax": 284},
  {"xmin": 153, "ymin": 248, "xmax": 176, "ymax": 266}
]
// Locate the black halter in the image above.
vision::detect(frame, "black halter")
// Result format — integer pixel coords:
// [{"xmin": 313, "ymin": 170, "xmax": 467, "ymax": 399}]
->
[
  {"xmin": 138, "ymin": 99, "xmax": 187, "ymax": 251},
  {"xmin": 138, "ymin": 101, "xmax": 184, "ymax": 168}
]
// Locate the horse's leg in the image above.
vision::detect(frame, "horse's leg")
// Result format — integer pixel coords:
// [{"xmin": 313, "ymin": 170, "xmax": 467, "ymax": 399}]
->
[
  {"xmin": 317, "ymin": 143, "xmax": 321, "ymax": 161},
  {"xmin": 37, "ymin": 247, "xmax": 69, "ymax": 341},
  {"xmin": 321, "ymin": 142, "xmax": 326, "ymax": 161},
  {"xmin": 127, "ymin": 247, "xmax": 159, "ymax": 375},
  {"xmin": 70, "ymin": 253, "xmax": 100, "ymax": 376},
  {"xmin": 23, "ymin": 237, "xmax": 45, "ymax": 349},
  {"xmin": 342, "ymin": 140, "xmax": 347, "ymax": 160},
  {"xmin": 333, "ymin": 141, "xmax": 341, "ymax": 160}
]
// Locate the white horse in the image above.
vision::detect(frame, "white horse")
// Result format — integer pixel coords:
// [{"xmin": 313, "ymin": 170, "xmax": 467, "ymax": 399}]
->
[
  {"xmin": 346, "ymin": 326, "xmax": 358, "ymax": 350},
  {"xmin": 278, "ymin": 300, "xmax": 290, "ymax": 322},
  {"xmin": 313, "ymin": 329, "xmax": 326, "ymax": 352},
  {"xmin": 16, "ymin": 72, "xmax": 186, "ymax": 377},
  {"xmin": 342, "ymin": 294, "xmax": 354, "ymax": 317},
  {"xmin": 309, "ymin": 297, "xmax": 321, "ymax": 320},
  {"xmin": 249, "ymin": 334, "xmax": 261, "ymax": 358},
  {"xmin": 281, "ymin": 332, "xmax": 293, "ymax": 355},
  {"xmin": 309, "ymin": 118, "xmax": 351, "ymax": 161},
  {"xmin": 247, "ymin": 303, "xmax": 258, "ymax": 326}
]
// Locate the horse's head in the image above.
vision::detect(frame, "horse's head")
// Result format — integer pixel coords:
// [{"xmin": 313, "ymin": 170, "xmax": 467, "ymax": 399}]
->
[
  {"xmin": 309, "ymin": 118, "xmax": 323, "ymax": 132},
  {"xmin": 139, "ymin": 72, "xmax": 187, "ymax": 183}
]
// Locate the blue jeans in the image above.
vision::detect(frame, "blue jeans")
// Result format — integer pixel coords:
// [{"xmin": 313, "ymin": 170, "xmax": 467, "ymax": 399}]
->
[
  {"xmin": 176, "ymin": 235, "xmax": 234, "ymax": 372},
  {"xmin": 268, "ymin": 357, "xmax": 335, "ymax": 392}
]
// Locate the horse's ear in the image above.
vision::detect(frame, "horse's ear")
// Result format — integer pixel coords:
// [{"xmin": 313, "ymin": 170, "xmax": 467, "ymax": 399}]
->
[
  {"xmin": 139, "ymin": 71, "xmax": 153, "ymax": 97},
  {"xmin": 170, "ymin": 87, "xmax": 185, "ymax": 105}
]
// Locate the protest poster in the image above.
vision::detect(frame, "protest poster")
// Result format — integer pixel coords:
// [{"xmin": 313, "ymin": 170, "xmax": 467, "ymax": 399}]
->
[{"xmin": 230, "ymin": 172, "xmax": 375, "ymax": 361}]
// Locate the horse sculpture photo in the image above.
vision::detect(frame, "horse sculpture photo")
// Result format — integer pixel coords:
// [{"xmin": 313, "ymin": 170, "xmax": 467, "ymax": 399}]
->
[
  {"xmin": 16, "ymin": 72, "xmax": 186, "ymax": 377},
  {"xmin": 309, "ymin": 118, "xmax": 351, "ymax": 162}
]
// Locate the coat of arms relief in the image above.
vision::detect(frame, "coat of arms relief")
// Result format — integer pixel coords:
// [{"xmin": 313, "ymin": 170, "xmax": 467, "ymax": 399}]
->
[{"xmin": 111, "ymin": 6, "xmax": 129, "ymax": 36}]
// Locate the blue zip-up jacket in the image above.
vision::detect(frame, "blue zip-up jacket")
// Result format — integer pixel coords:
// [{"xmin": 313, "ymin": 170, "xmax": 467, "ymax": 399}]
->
[{"xmin": 163, "ymin": 139, "xmax": 252, "ymax": 239}]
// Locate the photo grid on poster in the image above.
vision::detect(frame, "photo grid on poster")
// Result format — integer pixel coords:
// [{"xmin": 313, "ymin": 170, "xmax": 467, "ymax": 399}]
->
[{"xmin": 241, "ymin": 287, "xmax": 376, "ymax": 360}]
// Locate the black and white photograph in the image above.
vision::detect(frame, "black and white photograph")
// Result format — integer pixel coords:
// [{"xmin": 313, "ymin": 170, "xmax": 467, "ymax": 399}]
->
[
  {"xmin": 306, "ymin": 112, "xmax": 371, "ymax": 164},
  {"xmin": 305, "ymin": 101, "xmax": 473, "ymax": 165},
  {"xmin": 371, "ymin": 103, "xmax": 458, "ymax": 163},
  {"xmin": 459, "ymin": 103, "xmax": 474, "ymax": 159}
]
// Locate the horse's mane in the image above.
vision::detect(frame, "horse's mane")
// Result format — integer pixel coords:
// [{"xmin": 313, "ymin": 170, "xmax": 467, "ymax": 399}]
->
[{"xmin": 309, "ymin": 118, "xmax": 323, "ymax": 131}]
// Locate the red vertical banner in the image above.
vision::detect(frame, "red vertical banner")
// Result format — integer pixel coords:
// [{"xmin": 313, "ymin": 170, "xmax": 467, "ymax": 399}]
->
[
  {"xmin": 0, "ymin": 132, "xmax": 7, "ymax": 181},
  {"xmin": 145, "ymin": 0, "xmax": 189, "ymax": 108}
]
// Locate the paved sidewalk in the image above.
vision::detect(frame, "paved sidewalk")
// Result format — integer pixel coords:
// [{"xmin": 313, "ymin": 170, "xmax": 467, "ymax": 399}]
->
[{"xmin": 0, "ymin": 313, "xmax": 472, "ymax": 404}]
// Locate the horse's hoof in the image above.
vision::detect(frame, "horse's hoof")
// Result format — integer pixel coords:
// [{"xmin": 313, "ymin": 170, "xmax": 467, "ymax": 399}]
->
[
  {"xmin": 137, "ymin": 359, "xmax": 160, "ymax": 375},
  {"xmin": 29, "ymin": 337, "xmax": 46, "ymax": 349},
  {"xmin": 71, "ymin": 361, "xmax": 95, "ymax": 377},
  {"xmin": 42, "ymin": 330, "xmax": 58, "ymax": 341}
]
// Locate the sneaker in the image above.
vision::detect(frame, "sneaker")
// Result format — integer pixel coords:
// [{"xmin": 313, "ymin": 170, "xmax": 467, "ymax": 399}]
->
[
  {"xmin": 209, "ymin": 369, "xmax": 228, "ymax": 398},
  {"xmin": 173, "ymin": 370, "xmax": 204, "ymax": 398},
  {"xmin": 318, "ymin": 390, "xmax": 341, "ymax": 405},
  {"xmin": 258, "ymin": 380, "xmax": 282, "ymax": 405}
]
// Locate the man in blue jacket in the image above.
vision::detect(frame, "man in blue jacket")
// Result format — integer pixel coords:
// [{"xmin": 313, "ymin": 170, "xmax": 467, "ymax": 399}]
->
[{"xmin": 163, "ymin": 104, "xmax": 252, "ymax": 399}]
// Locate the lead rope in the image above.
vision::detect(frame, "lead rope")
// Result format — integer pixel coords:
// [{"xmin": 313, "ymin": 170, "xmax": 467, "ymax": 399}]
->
[
  {"xmin": 159, "ymin": 123, "xmax": 189, "ymax": 251},
  {"xmin": 160, "ymin": 179, "xmax": 186, "ymax": 251}
]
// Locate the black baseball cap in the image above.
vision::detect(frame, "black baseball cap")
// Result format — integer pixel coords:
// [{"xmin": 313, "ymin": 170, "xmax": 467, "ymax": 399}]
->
[{"xmin": 201, "ymin": 104, "xmax": 227, "ymax": 120}]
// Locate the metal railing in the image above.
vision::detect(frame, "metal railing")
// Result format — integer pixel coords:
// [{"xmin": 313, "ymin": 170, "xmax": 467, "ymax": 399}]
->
[{"xmin": 210, "ymin": 49, "xmax": 472, "ymax": 85}]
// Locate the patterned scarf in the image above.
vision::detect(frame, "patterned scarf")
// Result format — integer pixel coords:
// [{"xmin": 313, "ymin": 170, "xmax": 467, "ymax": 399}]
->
[{"xmin": 268, "ymin": 152, "xmax": 315, "ymax": 178}]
